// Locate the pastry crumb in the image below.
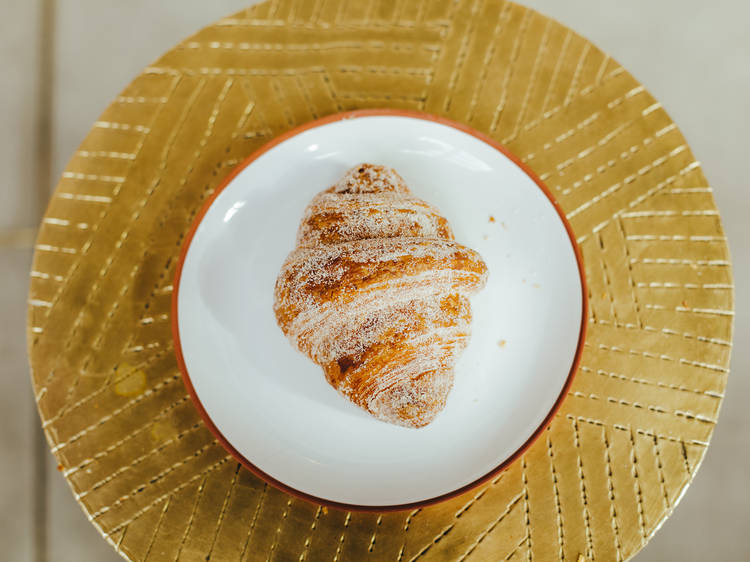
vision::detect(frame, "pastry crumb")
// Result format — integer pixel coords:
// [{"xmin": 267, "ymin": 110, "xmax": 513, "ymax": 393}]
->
[
  {"xmin": 532, "ymin": 283, "xmax": 541, "ymax": 288},
  {"xmin": 482, "ymin": 234, "xmax": 488, "ymax": 240},
  {"xmin": 498, "ymin": 339, "xmax": 506, "ymax": 347},
  {"xmin": 682, "ymin": 300, "xmax": 690, "ymax": 309},
  {"xmin": 489, "ymin": 215, "xmax": 496, "ymax": 223},
  {"xmin": 322, "ymin": 506, "xmax": 329, "ymax": 515}
]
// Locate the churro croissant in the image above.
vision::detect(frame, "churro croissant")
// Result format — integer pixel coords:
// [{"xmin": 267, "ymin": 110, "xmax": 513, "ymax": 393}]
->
[{"xmin": 274, "ymin": 164, "xmax": 488, "ymax": 428}]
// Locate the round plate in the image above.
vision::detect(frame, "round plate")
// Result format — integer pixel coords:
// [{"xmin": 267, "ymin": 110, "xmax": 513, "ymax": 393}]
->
[{"xmin": 172, "ymin": 109, "xmax": 587, "ymax": 510}]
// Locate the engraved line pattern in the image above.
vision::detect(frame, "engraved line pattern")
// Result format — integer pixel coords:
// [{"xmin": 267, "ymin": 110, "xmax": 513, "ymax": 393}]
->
[
  {"xmin": 27, "ymin": 1, "xmax": 732, "ymax": 561},
  {"xmin": 205, "ymin": 463, "xmax": 241, "ymax": 560},
  {"xmin": 173, "ymin": 475, "xmax": 208, "ymax": 561},
  {"xmin": 36, "ymin": 75, "xmax": 190, "ymax": 415},
  {"xmin": 268, "ymin": 497, "xmax": 294, "ymax": 561},
  {"xmin": 143, "ymin": 495, "xmax": 171, "ymax": 561},
  {"xmin": 628, "ymin": 429, "xmax": 648, "ymax": 540},
  {"xmin": 239, "ymin": 483, "xmax": 268, "ymax": 562},
  {"xmin": 298, "ymin": 505, "xmax": 323, "ymax": 561},
  {"xmin": 546, "ymin": 432, "xmax": 565, "ymax": 560},
  {"xmin": 571, "ymin": 418, "xmax": 595, "ymax": 559},
  {"xmin": 602, "ymin": 428, "xmax": 624, "ymax": 560},
  {"xmin": 456, "ymin": 492, "xmax": 524, "ymax": 561}
]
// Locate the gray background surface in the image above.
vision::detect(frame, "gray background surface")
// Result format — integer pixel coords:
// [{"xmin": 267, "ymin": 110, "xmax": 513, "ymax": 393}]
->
[{"xmin": 1, "ymin": 1, "xmax": 747, "ymax": 559}]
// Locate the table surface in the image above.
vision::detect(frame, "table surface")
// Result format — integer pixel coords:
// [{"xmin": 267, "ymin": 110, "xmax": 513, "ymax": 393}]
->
[{"xmin": 2, "ymin": 1, "xmax": 748, "ymax": 560}]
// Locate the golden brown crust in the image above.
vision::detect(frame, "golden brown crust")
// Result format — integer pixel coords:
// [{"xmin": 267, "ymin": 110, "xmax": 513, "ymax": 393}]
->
[
  {"xmin": 273, "ymin": 164, "xmax": 488, "ymax": 427},
  {"xmin": 296, "ymin": 193, "xmax": 454, "ymax": 246},
  {"xmin": 274, "ymin": 238, "xmax": 486, "ymax": 332}
]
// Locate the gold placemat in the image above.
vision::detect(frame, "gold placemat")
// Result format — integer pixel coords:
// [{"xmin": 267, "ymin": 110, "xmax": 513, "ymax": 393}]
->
[{"xmin": 28, "ymin": 1, "xmax": 734, "ymax": 560}]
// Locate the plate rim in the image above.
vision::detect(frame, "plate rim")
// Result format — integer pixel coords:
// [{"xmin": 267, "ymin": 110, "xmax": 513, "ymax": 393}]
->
[{"xmin": 171, "ymin": 108, "xmax": 589, "ymax": 512}]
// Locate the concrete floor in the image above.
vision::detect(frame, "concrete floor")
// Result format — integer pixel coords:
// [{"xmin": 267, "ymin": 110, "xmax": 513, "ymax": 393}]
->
[{"xmin": 1, "ymin": 1, "xmax": 747, "ymax": 560}]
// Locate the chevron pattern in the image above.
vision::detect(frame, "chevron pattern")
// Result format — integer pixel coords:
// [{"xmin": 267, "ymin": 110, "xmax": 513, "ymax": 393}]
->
[{"xmin": 28, "ymin": 1, "xmax": 733, "ymax": 560}]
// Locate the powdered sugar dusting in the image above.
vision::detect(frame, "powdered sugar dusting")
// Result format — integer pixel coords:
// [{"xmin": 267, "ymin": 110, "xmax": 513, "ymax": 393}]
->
[
  {"xmin": 332, "ymin": 164, "xmax": 409, "ymax": 194},
  {"xmin": 296, "ymin": 193, "xmax": 454, "ymax": 247},
  {"xmin": 274, "ymin": 164, "xmax": 488, "ymax": 428}
]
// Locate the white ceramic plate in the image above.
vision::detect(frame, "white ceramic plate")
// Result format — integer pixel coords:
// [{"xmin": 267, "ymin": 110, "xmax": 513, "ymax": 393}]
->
[{"xmin": 173, "ymin": 110, "xmax": 586, "ymax": 510}]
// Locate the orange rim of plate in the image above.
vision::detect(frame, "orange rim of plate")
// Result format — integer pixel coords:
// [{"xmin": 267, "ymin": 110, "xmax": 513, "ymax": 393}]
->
[{"xmin": 171, "ymin": 108, "xmax": 589, "ymax": 512}]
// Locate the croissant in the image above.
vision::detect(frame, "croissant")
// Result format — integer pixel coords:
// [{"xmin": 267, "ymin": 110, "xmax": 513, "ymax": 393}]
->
[{"xmin": 274, "ymin": 164, "xmax": 488, "ymax": 428}]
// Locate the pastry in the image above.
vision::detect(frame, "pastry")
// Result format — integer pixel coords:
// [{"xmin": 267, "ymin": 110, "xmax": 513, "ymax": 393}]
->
[{"xmin": 274, "ymin": 164, "xmax": 488, "ymax": 427}]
